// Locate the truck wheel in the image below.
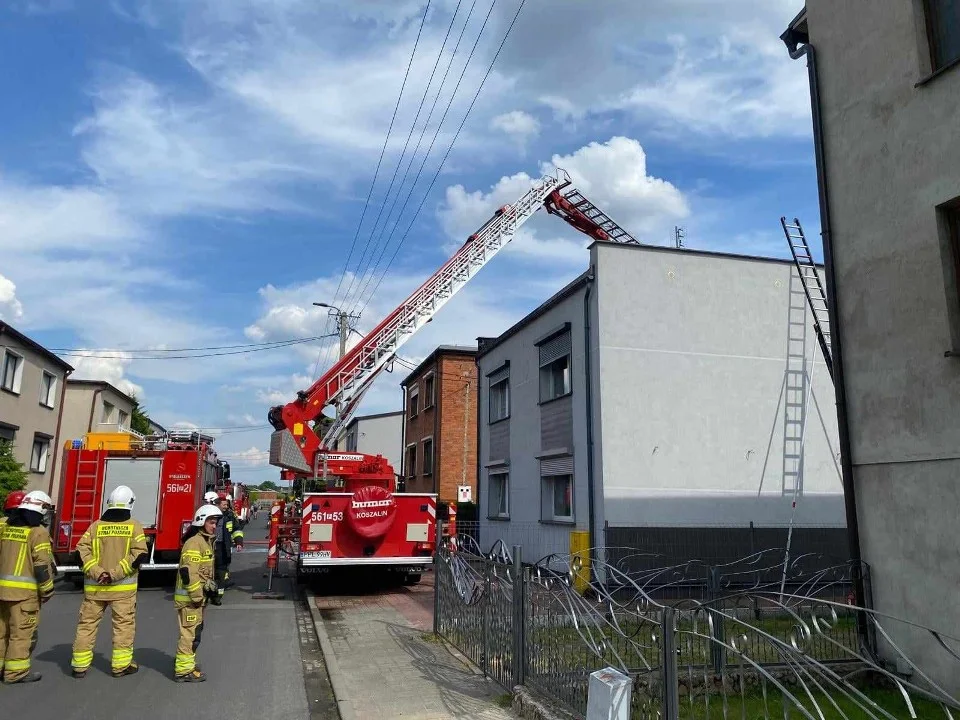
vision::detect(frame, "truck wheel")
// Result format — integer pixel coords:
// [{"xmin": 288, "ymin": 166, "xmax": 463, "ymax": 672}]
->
[{"xmin": 403, "ymin": 573, "xmax": 421, "ymax": 586}]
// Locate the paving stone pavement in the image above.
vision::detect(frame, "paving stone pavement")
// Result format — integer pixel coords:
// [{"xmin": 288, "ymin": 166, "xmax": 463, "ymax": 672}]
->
[{"xmin": 314, "ymin": 574, "xmax": 515, "ymax": 720}]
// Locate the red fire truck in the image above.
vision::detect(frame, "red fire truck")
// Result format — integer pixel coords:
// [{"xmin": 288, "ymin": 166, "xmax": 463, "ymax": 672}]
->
[
  {"xmin": 267, "ymin": 169, "xmax": 639, "ymax": 583},
  {"xmin": 54, "ymin": 429, "xmax": 229, "ymax": 582}
]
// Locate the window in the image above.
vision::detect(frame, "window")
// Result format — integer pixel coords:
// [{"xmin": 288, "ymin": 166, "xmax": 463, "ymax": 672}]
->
[
  {"xmin": 30, "ymin": 436, "xmax": 50, "ymax": 473},
  {"xmin": 540, "ymin": 355, "xmax": 571, "ymax": 402},
  {"xmin": 102, "ymin": 401, "xmax": 116, "ymax": 424},
  {"xmin": 346, "ymin": 428, "xmax": 358, "ymax": 452},
  {"xmin": 1, "ymin": 351, "xmax": 23, "ymax": 394},
  {"xmin": 489, "ymin": 378, "xmax": 510, "ymax": 422},
  {"xmin": 543, "ymin": 474, "xmax": 573, "ymax": 522},
  {"xmin": 405, "ymin": 444, "xmax": 417, "ymax": 478},
  {"xmin": 488, "ymin": 472, "xmax": 509, "ymax": 519},
  {"xmin": 0, "ymin": 423, "xmax": 15, "ymax": 442},
  {"xmin": 948, "ymin": 204, "xmax": 960, "ymax": 309},
  {"xmin": 118, "ymin": 410, "xmax": 130, "ymax": 430},
  {"xmin": 422, "ymin": 437, "xmax": 434, "ymax": 475},
  {"xmin": 423, "ymin": 374, "xmax": 435, "ymax": 409},
  {"xmin": 408, "ymin": 388, "xmax": 419, "ymax": 418},
  {"xmin": 924, "ymin": 0, "xmax": 960, "ymax": 72},
  {"xmin": 39, "ymin": 371, "xmax": 56, "ymax": 408}
]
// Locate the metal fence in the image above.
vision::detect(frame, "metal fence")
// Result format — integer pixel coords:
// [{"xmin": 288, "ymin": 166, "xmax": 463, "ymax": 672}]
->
[{"xmin": 435, "ymin": 537, "xmax": 960, "ymax": 719}]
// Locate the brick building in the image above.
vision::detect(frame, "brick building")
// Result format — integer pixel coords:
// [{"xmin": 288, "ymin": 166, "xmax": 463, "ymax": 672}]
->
[{"xmin": 400, "ymin": 346, "xmax": 478, "ymax": 503}]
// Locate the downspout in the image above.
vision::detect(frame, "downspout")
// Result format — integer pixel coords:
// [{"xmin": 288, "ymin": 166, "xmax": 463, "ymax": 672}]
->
[
  {"xmin": 432, "ymin": 364, "xmax": 439, "ymax": 496},
  {"xmin": 400, "ymin": 383, "xmax": 407, "ymax": 489},
  {"xmin": 47, "ymin": 368, "xmax": 72, "ymax": 498},
  {"xmin": 474, "ymin": 354, "xmax": 482, "ymax": 527},
  {"xmin": 783, "ymin": 30, "xmax": 867, "ymax": 613},
  {"xmin": 87, "ymin": 388, "xmax": 103, "ymax": 433},
  {"xmin": 582, "ymin": 268, "xmax": 597, "ymax": 572}
]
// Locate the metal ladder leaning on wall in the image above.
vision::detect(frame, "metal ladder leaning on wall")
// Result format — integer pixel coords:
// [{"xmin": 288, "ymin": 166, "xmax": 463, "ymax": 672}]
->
[{"xmin": 781, "ymin": 216, "xmax": 834, "ymax": 381}]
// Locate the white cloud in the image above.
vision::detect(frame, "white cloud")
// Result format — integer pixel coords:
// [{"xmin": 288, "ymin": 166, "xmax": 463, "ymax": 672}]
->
[
  {"xmin": 491, "ymin": 110, "xmax": 539, "ymax": 146},
  {"xmin": 0, "ymin": 274, "xmax": 23, "ymax": 322},
  {"xmin": 226, "ymin": 446, "xmax": 270, "ymax": 467},
  {"xmin": 68, "ymin": 351, "xmax": 145, "ymax": 399}
]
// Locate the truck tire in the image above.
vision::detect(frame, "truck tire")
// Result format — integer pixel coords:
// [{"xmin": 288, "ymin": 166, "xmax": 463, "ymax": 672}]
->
[{"xmin": 403, "ymin": 573, "xmax": 422, "ymax": 586}]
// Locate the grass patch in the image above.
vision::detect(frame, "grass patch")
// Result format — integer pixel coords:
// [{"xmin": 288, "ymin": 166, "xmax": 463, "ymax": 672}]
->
[
  {"xmin": 494, "ymin": 693, "xmax": 513, "ymax": 708},
  {"xmin": 420, "ymin": 632, "xmax": 445, "ymax": 644}
]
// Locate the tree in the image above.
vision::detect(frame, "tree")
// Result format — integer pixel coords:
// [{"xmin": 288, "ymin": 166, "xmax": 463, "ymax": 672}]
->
[
  {"xmin": 128, "ymin": 394, "xmax": 153, "ymax": 435},
  {"xmin": 0, "ymin": 440, "xmax": 27, "ymax": 509},
  {"xmin": 260, "ymin": 480, "xmax": 279, "ymax": 491}
]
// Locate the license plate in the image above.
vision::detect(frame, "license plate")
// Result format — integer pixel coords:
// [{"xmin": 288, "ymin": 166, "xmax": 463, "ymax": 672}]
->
[{"xmin": 301, "ymin": 551, "xmax": 332, "ymax": 559}]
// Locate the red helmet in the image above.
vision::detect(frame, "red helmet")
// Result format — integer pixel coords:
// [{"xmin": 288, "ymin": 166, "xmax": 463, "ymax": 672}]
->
[
  {"xmin": 4, "ymin": 490, "xmax": 26, "ymax": 512},
  {"xmin": 217, "ymin": 492, "xmax": 229, "ymax": 501}
]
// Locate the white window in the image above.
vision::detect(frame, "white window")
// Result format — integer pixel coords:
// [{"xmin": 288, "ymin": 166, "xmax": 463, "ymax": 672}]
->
[
  {"xmin": 102, "ymin": 400, "xmax": 115, "ymax": 424},
  {"xmin": 422, "ymin": 437, "xmax": 434, "ymax": 475},
  {"xmin": 408, "ymin": 388, "xmax": 419, "ymax": 418},
  {"xmin": 118, "ymin": 410, "xmax": 130, "ymax": 430},
  {"xmin": 488, "ymin": 472, "xmax": 509, "ymax": 518},
  {"xmin": 39, "ymin": 371, "xmax": 57, "ymax": 408},
  {"xmin": 540, "ymin": 355, "xmax": 571, "ymax": 402},
  {"xmin": 543, "ymin": 474, "xmax": 573, "ymax": 522},
  {"xmin": 423, "ymin": 374, "xmax": 435, "ymax": 409},
  {"xmin": 30, "ymin": 436, "xmax": 50, "ymax": 473},
  {"xmin": 1, "ymin": 351, "xmax": 23, "ymax": 394},
  {"xmin": 489, "ymin": 378, "xmax": 509, "ymax": 422}
]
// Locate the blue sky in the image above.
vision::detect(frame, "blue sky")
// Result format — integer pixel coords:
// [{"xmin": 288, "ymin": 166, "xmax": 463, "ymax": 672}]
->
[{"xmin": 0, "ymin": 0, "xmax": 820, "ymax": 483}]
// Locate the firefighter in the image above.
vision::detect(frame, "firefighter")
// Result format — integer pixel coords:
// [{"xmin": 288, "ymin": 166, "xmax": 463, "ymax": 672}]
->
[
  {"xmin": 174, "ymin": 503, "xmax": 220, "ymax": 683},
  {"xmin": 0, "ymin": 490, "xmax": 25, "ymax": 529},
  {"xmin": 0, "ymin": 490, "xmax": 55, "ymax": 684},
  {"xmin": 70, "ymin": 485, "xmax": 148, "ymax": 678},
  {"xmin": 211, "ymin": 493, "xmax": 243, "ymax": 605}
]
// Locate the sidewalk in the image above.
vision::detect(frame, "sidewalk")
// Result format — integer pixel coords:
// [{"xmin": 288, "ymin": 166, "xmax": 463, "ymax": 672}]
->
[{"xmin": 309, "ymin": 573, "xmax": 516, "ymax": 720}]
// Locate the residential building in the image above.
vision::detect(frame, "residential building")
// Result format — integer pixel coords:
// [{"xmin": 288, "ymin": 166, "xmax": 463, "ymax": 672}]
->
[
  {"xmin": 477, "ymin": 242, "xmax": 844, "ymax": 567},
  {"xmin": 0, "ymin": 322, "xmax": 73, "ymax": 495},
  {"xmin": 335, "ymin": 410, "xmax": 404, "ymax": 478},
  {"xmin": 54, "ymin": 379, "xmax": 136, "ymax": 502},
  {"xmin": 147, "ymin": 418, "xmax": 167, "ymax": 435},
  {"xmin": 783, "ymin": 4, "xmax": 960, "ymax": 691},
  {"xmin": 400, "ymin": 346, "xmax": 478, "ymax": 503}
]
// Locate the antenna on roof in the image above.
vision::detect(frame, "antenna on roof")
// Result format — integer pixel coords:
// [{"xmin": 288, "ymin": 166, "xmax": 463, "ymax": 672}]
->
[{"xmin": 674, "ymin": 226, "xmax": 686, "ymax": 249}]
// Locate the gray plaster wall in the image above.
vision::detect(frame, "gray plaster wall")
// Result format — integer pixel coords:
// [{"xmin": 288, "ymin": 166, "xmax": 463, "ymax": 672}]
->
[
  {"xmin": 805, "ymin": 0, "xmax": 960, "ymax": 690},
  {"xmin": 477, "ymin": 283, "xmax": 592, "ymax": 563},
  {"xmin": 339, "ymin": 412, "xmax": 403, "ymax": 474},
  {"xmin": 591, "ymin": 243, "xmax": 845, "ymax": 531}
]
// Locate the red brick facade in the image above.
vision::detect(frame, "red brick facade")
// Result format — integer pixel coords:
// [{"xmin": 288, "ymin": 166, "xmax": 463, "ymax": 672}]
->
[{"xmin": 401, "ymin": 347, "xmax": 478, "ymax": 503}]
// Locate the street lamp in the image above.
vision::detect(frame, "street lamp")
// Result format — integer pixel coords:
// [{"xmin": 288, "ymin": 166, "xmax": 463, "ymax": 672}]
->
[{"xmin": 313, "ymin": 302, "xmax": 360, "ymax": 360}]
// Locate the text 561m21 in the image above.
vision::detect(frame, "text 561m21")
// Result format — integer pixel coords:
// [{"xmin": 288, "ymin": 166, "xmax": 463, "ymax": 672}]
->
[
  {"xmin": 166, "ymin": 483, "xmax": 192, "ymax": 493},
  {"xmin": 309, "ymin": 511, "xmax": 344, "ymax": 523}
]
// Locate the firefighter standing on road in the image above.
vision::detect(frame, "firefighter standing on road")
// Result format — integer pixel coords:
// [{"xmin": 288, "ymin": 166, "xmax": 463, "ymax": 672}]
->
[
  {"xmin": 174, "ymin": 503, "xmax": 220, "ymax": 683},
  {"xmin": 70, "ymin": 485, "xmax": 148, "ymax": 678},
  {"xmin": 0, "ymin": 490, "xmax": 55, "ymax": 684},
  {"xmin": 0, "ymin": 490, "xmax": 26, "ymax": 530},
  {"xmin": 212, "ymin": 493, "xmax": 243, "ymax": 605}
]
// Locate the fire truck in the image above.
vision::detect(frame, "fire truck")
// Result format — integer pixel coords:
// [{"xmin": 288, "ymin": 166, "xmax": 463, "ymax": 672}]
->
[
  {"xmin": 54, "ymin": 429, "xmax": 229, "ymax": 583},
  {"xmin": 267, "ymin": 168, "xmax": 640, "ymax": 582}
]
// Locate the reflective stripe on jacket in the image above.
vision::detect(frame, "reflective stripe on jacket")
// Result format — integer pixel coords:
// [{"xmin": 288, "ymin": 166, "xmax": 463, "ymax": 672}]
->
[
  {"xmin": 77, "ymin": 519, "xmax": 148, "ymax": 599},
  {"xmin": 0, "ymin": 523, "xmax": 55, "ymax": 602},
  {"xmin": 175, "ymin": 532, "xmax": 214, "ymax": 608}
]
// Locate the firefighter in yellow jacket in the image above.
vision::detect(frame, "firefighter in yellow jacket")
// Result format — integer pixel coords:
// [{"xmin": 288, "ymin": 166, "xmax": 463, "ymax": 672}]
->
[
  {"xmin": 71, "ymin": 485, "xmax": 148, "ymax": 678},
  {"xmin": 0, "ymin": 490, "xmax": 55, "ymax": 684},
  {"xmin": 173, "ymin": 503, "xmax": 220, "ymax": 682}
]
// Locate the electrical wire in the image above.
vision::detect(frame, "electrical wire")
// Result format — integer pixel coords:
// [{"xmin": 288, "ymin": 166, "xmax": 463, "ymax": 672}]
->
[
  {"xmin": 48, "ymin": 335, "xmax": 337, "ymax": 354},
  {"xmin": 312, "ymin": 0, "xmax": 434, "ymax": 381},
  {"xmin": 55, "ymin": 334, "xmax": 338, "ymax": 360}
]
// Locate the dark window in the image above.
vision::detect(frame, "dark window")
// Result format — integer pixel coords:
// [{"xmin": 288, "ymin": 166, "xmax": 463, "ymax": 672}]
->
[
  {"xmin": 1, "ymin": 351, "xmax": 22, "ymax": 393},
  {"xmin": 422, "ymin": 438, "xmax": 434, "ymax": 475},
  {"xmin": 408, "ymin": 388, "xmax": 419, "ymax": 418},
  {"xmin": 488, "ymin": 472, "xmax": 509, "ymax": 518},
  {"xmin": 925, "ymin": 0, "xmax": 960, "ymax": 71},
  {"xmin": 406, "ymin": 444, "xmax": 417, "ymax": 478},
  {"xmin": 540, "ymin": 355, "xmax": 571, "ymax": 401},
  {"xmin": 31, "ymin": 435, "xmax": 50, "ymax": 473},
  {"xmin": 424, "ymin": 375, "xmax": 435, "ymax": 408},
  {"xmin": 489, "ymin": 378, "xmax": 510, "ymax": 422},
  {"xmin": 948, "ymin": 205, "xmax": 960, "ymax": 308},
  {"xmin": 541, "ymin": 474, "xmax": 573, "ymax": 521}
]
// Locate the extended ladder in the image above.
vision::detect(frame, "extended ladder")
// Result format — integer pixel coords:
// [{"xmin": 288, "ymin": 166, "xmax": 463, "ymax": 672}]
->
[
  {"xmin": 544, "ymin": 186, "xmax": 641, "ymax": 245},
  {"xmin": 782, "ymin": 268, "xmax": 808, "ymax": 496},
  {"xmin": 781, "ymin": 217, "xmax": 833, "ymax": 381}
]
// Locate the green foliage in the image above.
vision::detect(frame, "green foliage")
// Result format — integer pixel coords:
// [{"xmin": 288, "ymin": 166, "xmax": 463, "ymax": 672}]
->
[
  {"xmin": 128, "ymin": 394, "xmax": 153, "ymax": 435},
  {"xmin": 0, "ymin": 440, "xmax": 28, "ymax": 508},
  {"xmin": 260, "ymin": 480, "xmax": 279, "ymax": 491}
]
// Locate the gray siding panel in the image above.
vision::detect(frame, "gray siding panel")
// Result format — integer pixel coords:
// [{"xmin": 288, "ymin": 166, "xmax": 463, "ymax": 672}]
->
[
  {"xmin": 489, "ymin": 420, "xmax": 510, "ymax": 461},
  {"xmin": 540, "ymin": 395, "xmax": 573, "ymax": 450}
]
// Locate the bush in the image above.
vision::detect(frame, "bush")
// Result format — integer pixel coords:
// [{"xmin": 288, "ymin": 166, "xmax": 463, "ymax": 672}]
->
[{"xmin": 0, "ymin": 440, "xmax": 28, "ymax": 509}]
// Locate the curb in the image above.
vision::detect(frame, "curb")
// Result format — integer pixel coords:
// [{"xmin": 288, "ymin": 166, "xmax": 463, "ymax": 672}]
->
[{"xmin": 306, "ymin": 591, "xmax": 355, "ymax": 720}]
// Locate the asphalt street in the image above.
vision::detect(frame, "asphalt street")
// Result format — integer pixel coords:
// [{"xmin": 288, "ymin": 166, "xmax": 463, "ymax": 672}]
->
[{"xmin": 3, "ymin": 514, "xmax": 337, "ymax": 720}]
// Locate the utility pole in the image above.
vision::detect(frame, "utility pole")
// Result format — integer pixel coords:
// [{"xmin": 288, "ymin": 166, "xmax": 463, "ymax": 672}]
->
[{"xmin": 313, "ymin": 302, "xmax": 360, "ymax": 360}]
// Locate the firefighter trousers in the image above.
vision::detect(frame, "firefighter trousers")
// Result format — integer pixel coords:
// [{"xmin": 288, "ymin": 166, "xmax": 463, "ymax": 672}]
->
[
  {"xmin": 214, "ymin": 564, "xmax": 229, "ymax": 599},
  {"xmin": 71, "ymin": 595, "xmax": 137, "ymax": 673},
  {"xmin": 175, "ymin": 605, "xmax": 204, "ymax": 677},
  {"xmin": 0, "ymin": 597, "xmax": 40, "ymax": 683}
]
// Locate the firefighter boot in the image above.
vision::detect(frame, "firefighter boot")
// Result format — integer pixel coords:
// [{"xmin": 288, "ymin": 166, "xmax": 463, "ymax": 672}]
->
[
  {"xmin": 110, "ymin": 595, "xmax": 138, "ymax": 676},
  {"xmin": 2, "ymin": 598, "xmax": 41, "ymax": 684}
]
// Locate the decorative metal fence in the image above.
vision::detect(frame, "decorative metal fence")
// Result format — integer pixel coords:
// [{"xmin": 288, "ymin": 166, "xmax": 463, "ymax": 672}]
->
[{"xmin": 435, "ymin": 538, "xmax": 960, "ymax": 720}]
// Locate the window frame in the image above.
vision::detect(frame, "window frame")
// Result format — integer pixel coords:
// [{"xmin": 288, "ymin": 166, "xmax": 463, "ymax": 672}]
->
[
  {"xmin": 541, "ymin": 473, "xmax": 574, "ymax": 523},
  {"xmin": 539, "ymin": 354, "xmax": 572, "ymax": 403},
  {"xmin": 923, "ymin": 0, "xmax": 960, "ymax": 74},
  {"xmin": 118, "ymin": 409, "xmax": 130, "ymax": 430},
  {"xmin": 938, "ymin": 198, "xmax": 960, "ymax": 352},
  {"xmin": 421, "ymin": 436, "xmax": 434, "ymax": 476},
  {"xmin": 30, "ymin": 435, "xmax": 50, "ymax": 474},
  {"xmin": 1, "ymin": 350, "xmax": 24, "ymax": 395},
  {"xmin": 489, "ymin": 376, "xmax": 510, "ymax": 423},
  {"xmin": 102, "ymin": 400, "xmax": 116, "ymax": 425},
  {"xmin": 487, "ymin": 471, "xmax": 510, "ymax": 520},
  {"xmin": 423, "ymin": 373, "xmax": 436, "ymax": 409},
  {"xmin": 408, "ymin": 387, "xmax": 420, "ymax": 418},
  {"xmin": 39, "ymin": 370, "xmax": 57, "ymax": 408},
  {"xmin": 405, "ymin": 442, "xmax": 418, "ymax": 479}
]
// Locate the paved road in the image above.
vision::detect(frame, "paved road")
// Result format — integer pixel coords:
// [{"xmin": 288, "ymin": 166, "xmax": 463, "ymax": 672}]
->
[{"xmin": 5, "ymin": 515, "xmax": 337, "ymax": 720}]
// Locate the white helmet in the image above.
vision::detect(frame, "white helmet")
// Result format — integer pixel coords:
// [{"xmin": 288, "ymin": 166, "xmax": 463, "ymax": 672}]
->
[
  {"xmin": 191, "ymin": 504, "xmax": 223, "ymax": 527},
  {"xmin": 107, "ymin": 485, "xmax": 136, "ymax": 510},
  {"xmin": 203, "ymin": 491, "xmax": 219, "ymax": 504},
  {"xmin": 19, "ymin": 490, "xmax": 53, "ymax": 512}
]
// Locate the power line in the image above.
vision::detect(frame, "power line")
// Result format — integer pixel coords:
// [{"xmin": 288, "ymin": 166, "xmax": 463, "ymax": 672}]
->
[
  {"xmin": 48, "ymin": 335, "xmax": 336, "ymax": 354},
  {"xmin": 312, "ymin": 0, "xmax": 434, "ymax": 381},
  {"xmin": 353, "ymin": 0, "xmax": 528, "ymax": 320},
  {"xmin": 57, "ymin": 334, "xmax": 338, "ymax": 360}
]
